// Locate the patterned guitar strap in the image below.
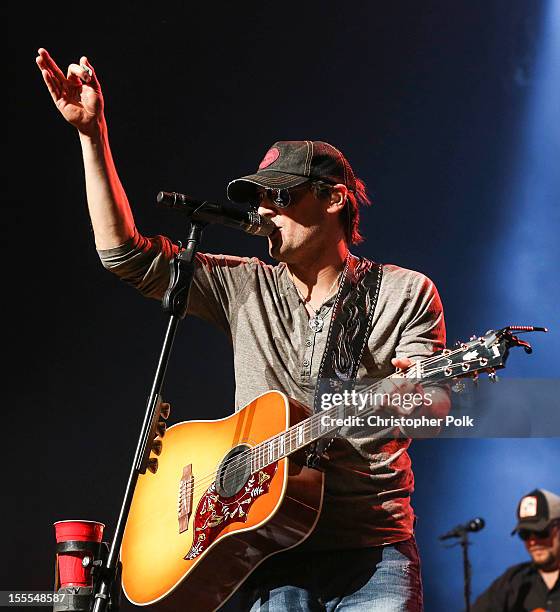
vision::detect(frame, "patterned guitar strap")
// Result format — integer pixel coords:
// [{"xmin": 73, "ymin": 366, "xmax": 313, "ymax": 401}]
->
[{"xmin": 307, "ymin": 254, "xmax": 383, "ymax": 468}]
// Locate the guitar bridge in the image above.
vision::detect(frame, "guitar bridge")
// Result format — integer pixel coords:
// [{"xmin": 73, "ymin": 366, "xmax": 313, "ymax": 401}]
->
[{"xmin": 178, "ymin": 464, "xmax": 194, "ymax": 534}]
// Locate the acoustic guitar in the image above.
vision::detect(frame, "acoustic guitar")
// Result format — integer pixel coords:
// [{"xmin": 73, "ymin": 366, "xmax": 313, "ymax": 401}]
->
[{"xmin": 120, "ymin": 325, "xmax": 544, "ymax": 611}]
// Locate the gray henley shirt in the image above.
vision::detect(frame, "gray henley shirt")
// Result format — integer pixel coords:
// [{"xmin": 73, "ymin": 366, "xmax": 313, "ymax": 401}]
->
[{"xmin": 98, "ymin": 229, "xmax": 446, "ymax": 549}]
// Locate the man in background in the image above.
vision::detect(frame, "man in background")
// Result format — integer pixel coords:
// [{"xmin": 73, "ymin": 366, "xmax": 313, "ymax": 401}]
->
[{"xmin": 473, "ymin": 488, "xmax": 560, "ymax": 612}]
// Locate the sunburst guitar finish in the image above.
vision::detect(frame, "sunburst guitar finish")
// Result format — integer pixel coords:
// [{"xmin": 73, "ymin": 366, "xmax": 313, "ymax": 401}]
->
[
  {"xmin": 121, "ymin": 391, "xmax": 324, "ymax": 611},
  {"xmin": 121, "ymin": 324, "xmax": 536, "ymax": 610}
]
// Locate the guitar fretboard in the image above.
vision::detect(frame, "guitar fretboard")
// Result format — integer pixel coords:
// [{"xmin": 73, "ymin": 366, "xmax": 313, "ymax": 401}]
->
[
  {"xmin": 249, "ymin": 363, "xmax": 426, "ymax": 472},
  {"xmin": 250, "ymin": 403, "xmax": 354, "ymax": 472},
  {"xmin": 248, "ymin": 343, "xmax": 496, "ymax": 473}
]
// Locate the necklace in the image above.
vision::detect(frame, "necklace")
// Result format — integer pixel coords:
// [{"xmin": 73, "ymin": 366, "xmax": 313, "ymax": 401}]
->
[
  {"xmin": 293, "ymin": 271, "xmax": 343, "ymax": 332},
  {"xmin": 307, "ymin": 304, "xmax": 333, "ymax": 332}
]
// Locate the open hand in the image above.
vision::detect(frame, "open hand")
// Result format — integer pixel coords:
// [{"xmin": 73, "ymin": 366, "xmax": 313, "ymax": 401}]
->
[{"xmin": 35, "ymin": 48, "xmax": 104, "ymax": 136}]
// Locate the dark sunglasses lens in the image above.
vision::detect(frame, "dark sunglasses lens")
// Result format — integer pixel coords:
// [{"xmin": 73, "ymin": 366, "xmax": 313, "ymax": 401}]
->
[
  {"xmin": 256, "ymin": 186, "xmax": 306, "ymax": 208},
  {"xmin": 519, "ymin": 528, "xmax": 549, "ymax": 541}
]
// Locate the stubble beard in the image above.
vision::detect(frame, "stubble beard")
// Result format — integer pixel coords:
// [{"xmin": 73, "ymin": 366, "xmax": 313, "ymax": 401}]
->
[
  {"xmin": 268, "ymin": 231, "xmax": 308, "ymax": 264},
  {"xmin": 531, "ymin": 549, "xmax": 556, "ymax": 570}
]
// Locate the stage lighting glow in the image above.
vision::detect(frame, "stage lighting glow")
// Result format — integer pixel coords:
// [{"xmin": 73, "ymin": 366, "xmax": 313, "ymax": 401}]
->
[{"xmin": 490, "ymin": 0, "xmax": 559, "ymax": 377}]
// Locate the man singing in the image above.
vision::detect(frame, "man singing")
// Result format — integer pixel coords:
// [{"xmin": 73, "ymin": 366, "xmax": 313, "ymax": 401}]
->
[{"xmin": 36, "ymin": 47, "xmax": 449, "ymax": 611}]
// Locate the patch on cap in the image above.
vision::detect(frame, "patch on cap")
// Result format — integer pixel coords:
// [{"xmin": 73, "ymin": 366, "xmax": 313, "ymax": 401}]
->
[
  {"xmin": 259, "ymin": 147, "xmax": 280, "ymax": 169},
  {"xmin": 519, "ymin": 496, "xmax": 538, "ymax": 518}
]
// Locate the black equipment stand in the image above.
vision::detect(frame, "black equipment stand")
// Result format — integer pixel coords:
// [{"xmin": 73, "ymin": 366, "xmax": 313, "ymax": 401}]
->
[
  {"xmin": 440, "ymin": 527, "xmax": 474, "ymax": 612},
  {"xmin": 460, "ymin": 530, "xmax": 472, "ymax": 612},
  {"xmin": 91, "ymin": 219, "xmax": 205, "ymax": 612}
]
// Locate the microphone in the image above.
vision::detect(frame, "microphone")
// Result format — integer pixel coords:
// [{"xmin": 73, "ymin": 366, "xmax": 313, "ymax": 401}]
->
[
  {"xmin": 438, "ymin": 517, "xmax": 485, "ymax": 540},
  {"xmin": 157, "ymin": 191, "xmax": 275, "ymax": 237}
]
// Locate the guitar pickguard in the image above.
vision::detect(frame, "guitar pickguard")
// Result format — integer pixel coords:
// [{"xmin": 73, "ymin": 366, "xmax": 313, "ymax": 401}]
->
[{"xmin": 184, "ymin": 463, "xmax": 278, "ymax": 560}]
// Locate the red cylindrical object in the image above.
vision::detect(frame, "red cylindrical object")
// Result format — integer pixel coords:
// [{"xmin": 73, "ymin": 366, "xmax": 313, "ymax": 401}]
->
[{"xmin": 54, "ymin": 520, "xmax": 105, "ymax": 588}]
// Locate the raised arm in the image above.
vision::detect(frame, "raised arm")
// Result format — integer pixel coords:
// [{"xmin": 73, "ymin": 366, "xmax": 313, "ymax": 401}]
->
[{"xmin": 36, "ymin": 48, "xmax": 135, "ymax": 249}]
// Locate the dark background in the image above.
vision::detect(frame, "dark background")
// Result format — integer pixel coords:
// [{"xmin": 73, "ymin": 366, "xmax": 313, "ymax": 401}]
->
[{"xmin": 5, "ymin": 2, "xmax": 559, "ymax": 610}]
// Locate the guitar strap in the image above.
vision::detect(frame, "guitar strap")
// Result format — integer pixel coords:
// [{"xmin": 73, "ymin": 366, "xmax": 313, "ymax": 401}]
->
[{"xmin": 308, "ymin": 254, "xmax": 383, "ymax": 467}]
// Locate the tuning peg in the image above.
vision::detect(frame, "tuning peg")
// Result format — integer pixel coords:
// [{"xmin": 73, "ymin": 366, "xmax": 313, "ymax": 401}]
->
[
  {"xmin": 488, "ymin": 370, "xmax": 499, "ymax": 383},
  {"xmin": 160, "ymin": 402, "xmax": 171, "ymax": 420},
  {"xmin": 152, "ymin": 438, "xmax": 163, "ymax": 456},
  {"xmin": 157, "ymin": 421, "xmax": 167, "ymax": 438},
  {"xmin": 470, "ymin": 335, "xmax": 477, "ymax": 341},
  {"xmin": 516, "ymin": 338, "xmax": 533, "ymax": 354},
  {"xmin": 472, "ymin": 371, "xmax": 479, "ymax": 386},
  {"xmin": 148, "ymin": 457, "xmax": 159, "ymax": 474}
]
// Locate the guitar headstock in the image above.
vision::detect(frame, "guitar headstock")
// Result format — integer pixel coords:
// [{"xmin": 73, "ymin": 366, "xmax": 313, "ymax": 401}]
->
[{"xmin": 420, "ymin": 325, "xmax": 547, "ymax": 383}]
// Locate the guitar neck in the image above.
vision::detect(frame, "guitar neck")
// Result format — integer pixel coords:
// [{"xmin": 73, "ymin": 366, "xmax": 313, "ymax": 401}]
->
[
  {"xmin": 250, "ymin": 328, "xmax": 516, "ymax": 472},
  {"xmin": 250, "ymin": 360, "xmax": 442, "ymax": 472}
]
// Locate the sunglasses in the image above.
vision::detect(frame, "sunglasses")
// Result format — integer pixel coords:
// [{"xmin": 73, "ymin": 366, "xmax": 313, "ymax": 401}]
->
[
  {"xmin": 255, "ymin": 183, "xmax": 313, "ymax": 208},
  {"xmin": 518, "ymin": 525, "xmax": 555, "ymax": 541}
]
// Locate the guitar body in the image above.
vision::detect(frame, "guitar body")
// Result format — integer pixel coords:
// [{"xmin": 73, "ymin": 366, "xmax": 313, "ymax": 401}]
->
[
  {"xmin": 121, "ymin": 390, "xmax": 324, "ymax": 611},
  {"xmin": 120, "ymin": 324, "xmax": 542, "ymax": 610}
]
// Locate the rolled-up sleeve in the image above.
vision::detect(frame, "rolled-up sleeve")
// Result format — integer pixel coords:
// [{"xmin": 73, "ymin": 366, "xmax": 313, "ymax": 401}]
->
[{"xmin": 97, "ymin": 228, "xmax": 255, "ymax": 333}]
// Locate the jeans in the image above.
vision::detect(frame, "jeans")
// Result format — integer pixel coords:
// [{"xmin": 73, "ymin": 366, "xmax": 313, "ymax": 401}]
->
[{"xmin": 234, "ymin": 537, "xmax": 423, "ymax": 612}]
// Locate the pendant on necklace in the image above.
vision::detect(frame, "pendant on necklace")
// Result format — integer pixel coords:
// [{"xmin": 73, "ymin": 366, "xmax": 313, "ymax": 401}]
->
[{"xmin": 309, "ymin": 316, "xmax": 324, "ymax": 332}]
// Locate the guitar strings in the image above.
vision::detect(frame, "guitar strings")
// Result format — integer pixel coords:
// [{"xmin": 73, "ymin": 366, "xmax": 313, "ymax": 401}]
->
[
  {"xmin": 128, "ymin": 358, "xmax": 482, "ymax": 534},
  {"xmin": 184, "ymin": 346, "xmax": 468, "ymax": 492},
  {"xmin": 128, "ymin": 351, "xmax": 489, "ymax": 530},
  {"xmin": 177, "ymin": 347, "xmax": 480, "ymax": 499},
  {"xmin": 181, "ymin": 346, "xmax": 480, "ymax": 497}
]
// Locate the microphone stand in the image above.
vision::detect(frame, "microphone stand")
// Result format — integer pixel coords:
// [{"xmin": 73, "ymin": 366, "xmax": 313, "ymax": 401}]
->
[
  {"xmin": 91, "ymin": 218, "xmax": 206, "ymax": 612},
  {"xmin": 440, "ymin": 527, "xmax": 473, "ymax": 612},
  {"xmin": 460, "ymin": 530, "xmax": 472, "ymax": 612}
]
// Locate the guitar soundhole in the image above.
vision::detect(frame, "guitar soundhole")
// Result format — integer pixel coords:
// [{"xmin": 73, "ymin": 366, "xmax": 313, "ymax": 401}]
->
[{"xmin": 215, "ymin": 444, "xmax": 252, "ymax": 498}]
